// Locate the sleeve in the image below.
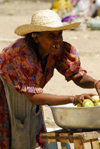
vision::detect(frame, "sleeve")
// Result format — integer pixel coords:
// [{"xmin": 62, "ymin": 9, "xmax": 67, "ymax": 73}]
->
[
  {"xmin": 0, "ymin": 39, "xmax": 43, "ymax": 94},
  {"xmin": 20, "ymin": 86, "xmax": 43, "ymax": 94},
  {"xmin": 55, "ymin": 42, "xmax": 87, "ymax": 81}
]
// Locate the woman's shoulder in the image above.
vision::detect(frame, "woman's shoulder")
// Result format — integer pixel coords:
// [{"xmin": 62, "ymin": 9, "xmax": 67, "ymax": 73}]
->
[
  {"xmin": 62, "ymin": 41, "xmax": 73, "ymax": 50},
  {"xmin": 1, "ymin": 38, "xmax": 29, "ymax": 55},
  {"xmin": 62, "ymin": 41, "xmax": 78, "ymax": 54},
  {"xmin": 11, "ymin": 38, "xmax": 26, "ymax": 49},
  {"xmin": 1, "ymin": 38, "xmax": 25, "ymax": 52}
]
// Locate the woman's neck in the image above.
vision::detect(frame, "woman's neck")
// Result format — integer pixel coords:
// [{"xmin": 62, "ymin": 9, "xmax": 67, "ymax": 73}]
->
[{"xmin": 38, "ymin": 47, "xmax": 48, "ymax": 60}]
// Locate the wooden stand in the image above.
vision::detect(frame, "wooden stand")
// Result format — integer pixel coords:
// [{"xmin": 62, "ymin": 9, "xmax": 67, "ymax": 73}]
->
[{"xmin": 40, "ymin": 129, "xmax": 100, "ymax": 149}]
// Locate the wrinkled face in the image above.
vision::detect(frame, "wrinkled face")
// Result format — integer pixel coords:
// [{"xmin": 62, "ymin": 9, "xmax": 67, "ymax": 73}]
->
[{"xmin": 34, "ymin": 30, "xmax": 63, "ymax": 57}]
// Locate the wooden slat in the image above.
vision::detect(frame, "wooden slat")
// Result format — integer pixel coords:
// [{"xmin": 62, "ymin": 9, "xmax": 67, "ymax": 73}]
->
[
  {"xmin": 40, "ymin": 132, "xmax": 58, "ymax": 142},
  {"xmin": 40, "ymin": 132, "xmax": 56, "ymax": 137},
  {"xmin": 83, "ymin": 142, "xmax": 92, "ymax": 149},
  {"xmin": 40, "ymin": 130, "xmax": 100, "ymax": 149},
  {"xmin": 58, "ymin": 133, "xmax": 70, "ymax": 142},
  {"xmin": 91, "ymin": 139, "xmax": 100, "ymax": 149},
  {"xmin": 74, "ymin": 139, "xmax": 84, "ymax": 149},
  {"xmin": 73, "ymin": 131, "xmax": 100, "ymax": 141}
]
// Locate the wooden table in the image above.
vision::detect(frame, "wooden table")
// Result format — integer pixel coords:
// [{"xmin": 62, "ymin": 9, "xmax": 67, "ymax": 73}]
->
[{"xmin": 40, "ymin": 129, "xmax": 100, "ymax": 149}]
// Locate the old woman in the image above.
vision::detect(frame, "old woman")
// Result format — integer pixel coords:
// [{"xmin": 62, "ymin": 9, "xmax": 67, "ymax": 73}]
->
[{"xmin": 0, "ymin": 9, "xmax": 100, "ymax": 149}]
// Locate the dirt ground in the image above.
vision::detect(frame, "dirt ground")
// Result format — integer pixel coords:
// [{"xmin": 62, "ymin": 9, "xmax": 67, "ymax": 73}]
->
[{"xmin": 0, "ymin": 1, "xmax": 100, "ymax": 129}]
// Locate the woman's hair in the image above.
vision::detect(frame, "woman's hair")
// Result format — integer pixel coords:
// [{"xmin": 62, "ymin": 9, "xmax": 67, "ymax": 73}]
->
[
  {"xmin": 25, "ymin": 32, "xmax": 44, "ymax": 62},
  {"xmin": 25, "ymin": 32, "xmax": 48, "ymax": 72},
  {"xmin": 25, "ymin": 33, "xmax": 38, "ymax": 53},
  {"xmin": 25, "ymin": 32, "xmax": 42, "ymax": 59}
]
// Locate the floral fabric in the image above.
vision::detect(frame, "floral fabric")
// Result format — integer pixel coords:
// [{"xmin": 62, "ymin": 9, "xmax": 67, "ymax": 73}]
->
[
  {"xmin": 0, "ymin": 80, "xmax": 10, "ymax": 149},
  {"xmin": 0, "ymin": 38, "xmax": 86, "ymax": 91},
  {"xmin": 0, "ymin": 38, "xmax": 87, "ymax": 148}
]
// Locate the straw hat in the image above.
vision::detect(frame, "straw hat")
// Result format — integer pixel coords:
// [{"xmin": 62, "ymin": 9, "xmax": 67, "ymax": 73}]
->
[{"xmin": 15, "ymin": 9, "xmax": 80, "ymax": 36}]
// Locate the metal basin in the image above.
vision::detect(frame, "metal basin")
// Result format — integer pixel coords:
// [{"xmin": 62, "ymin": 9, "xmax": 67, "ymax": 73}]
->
[{"xmin": 50, "ymin": 104, "xmax": 100, "ymax": 130}]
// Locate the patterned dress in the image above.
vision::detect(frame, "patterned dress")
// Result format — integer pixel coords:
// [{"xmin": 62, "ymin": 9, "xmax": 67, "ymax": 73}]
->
[{"xmin": 0, "ymin": 38, "xmax": 86, "ymax": 148}]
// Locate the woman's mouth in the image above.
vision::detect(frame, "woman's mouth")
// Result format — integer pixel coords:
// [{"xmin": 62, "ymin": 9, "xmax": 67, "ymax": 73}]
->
[
  {"xmin": 52, "ymin": 44, "xmax": 60, "ymax": 49},
  {"xmin": 50, "ymin": 43, "xmax": 62, "ymax": 55}
]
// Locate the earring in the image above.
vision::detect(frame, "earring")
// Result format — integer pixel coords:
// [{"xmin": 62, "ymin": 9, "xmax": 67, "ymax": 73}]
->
[{"xmin": 32, "ymin": 33, "xmax": 37, "ymax": 38}]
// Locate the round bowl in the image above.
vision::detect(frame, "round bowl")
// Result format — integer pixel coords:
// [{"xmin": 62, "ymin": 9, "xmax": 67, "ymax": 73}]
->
[{"xmin": 50, "ymin": 104, "xmax": 100, "ymax": 130}]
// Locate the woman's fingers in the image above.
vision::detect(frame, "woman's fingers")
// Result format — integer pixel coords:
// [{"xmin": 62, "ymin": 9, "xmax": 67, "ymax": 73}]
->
[
  {"xmin": 88, "ymin": 93, "xmax": 96, "ymax": 97},
  {"xmin": 74, "ymin": 93, "xmax": 97, "ymax": 105},
  {"xmin": 74, "ymin": 95, "xmax": 84, "ymax": 104},
  {"xmin": 83, "ymin": 93, "xmax": 97, "ymax": 102}
]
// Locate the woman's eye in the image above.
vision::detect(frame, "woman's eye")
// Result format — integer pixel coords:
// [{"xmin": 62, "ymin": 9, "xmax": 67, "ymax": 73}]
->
[
  {"xmin": 48, "ymin": 32, "xmax": 62, "ymax": 38},
  {"xmin": 49, "ymin": 33, "xmax": 54, "ymax": 38}
]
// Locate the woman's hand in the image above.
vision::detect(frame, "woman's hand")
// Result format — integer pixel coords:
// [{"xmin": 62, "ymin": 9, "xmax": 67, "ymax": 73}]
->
[
  {"xmin": 95, "ymin": 81, "xmax": 100, "ymax": 96},
  {"xmin": 73, "ymin": 93, "xmax": 95, "ymax": 105}
]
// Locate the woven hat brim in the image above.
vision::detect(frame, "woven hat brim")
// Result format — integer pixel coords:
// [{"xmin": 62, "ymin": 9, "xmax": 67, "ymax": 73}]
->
[{"xmin": 15, "ymin": 22, "xmax": 80, "ymax": 36}]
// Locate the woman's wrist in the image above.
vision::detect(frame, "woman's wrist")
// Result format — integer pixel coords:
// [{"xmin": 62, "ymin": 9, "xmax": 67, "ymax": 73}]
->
[
  {"xmin": 94, "ymin": 80, "xmax": 100, "ymax": 88},
  {"xmin": 70, "ymin": 96, "xmax": 75, "ymax": 103}
]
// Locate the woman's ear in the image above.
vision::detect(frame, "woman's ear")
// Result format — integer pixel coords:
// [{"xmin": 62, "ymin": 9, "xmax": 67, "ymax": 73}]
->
[{"xmin": 32, "ymin": 33, "xmax": 39, "ymax": 43}]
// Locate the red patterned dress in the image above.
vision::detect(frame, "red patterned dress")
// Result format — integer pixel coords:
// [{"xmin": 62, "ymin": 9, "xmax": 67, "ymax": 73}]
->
[{"xmin": 0, "ymin": 38, "xmax": 86, "ymax": 148}]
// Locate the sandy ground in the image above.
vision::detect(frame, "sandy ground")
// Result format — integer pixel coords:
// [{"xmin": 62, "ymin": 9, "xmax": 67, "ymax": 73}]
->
[{"xmin": 0, "ymin": 1, "xmax": 100, "ymax": 129}]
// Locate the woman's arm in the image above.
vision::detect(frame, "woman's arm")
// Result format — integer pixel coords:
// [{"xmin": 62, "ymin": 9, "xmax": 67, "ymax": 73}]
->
[
  {"xmin": 25, "ymin": 92, "xmax": 95, "ymax": 105},
  {"xmin": 72, "ymin": 74, "xmax": 96, "ymax": 88},
  {"xmin": 26, "ymin": 93, "xmax": 74, "ymax": 105},
  {"xmin": 73, "ymin": 74, "xmax": 100, "ymax": 96}
]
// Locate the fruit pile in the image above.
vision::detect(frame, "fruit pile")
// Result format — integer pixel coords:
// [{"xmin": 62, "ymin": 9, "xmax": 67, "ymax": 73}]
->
[{"xmin": 77, "ymin": 95, "xmax": 100, "ymax": 107}]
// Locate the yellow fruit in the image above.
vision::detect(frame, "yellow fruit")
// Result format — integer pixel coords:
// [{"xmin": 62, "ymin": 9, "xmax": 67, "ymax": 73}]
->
[
  {"xmin": 92, "ymin": 95, "xmax": 100, "ymax": 102},
  {"xmin": 94, "ymin": 102, "xmax": 100, "ymax": 106},
  {"xmin": 82, "ymin": 99, "xmax": 94, "ymax": 107},
  {"xmin": 77, "ymin": 103, "xmax": 82, "ymax": 107}
]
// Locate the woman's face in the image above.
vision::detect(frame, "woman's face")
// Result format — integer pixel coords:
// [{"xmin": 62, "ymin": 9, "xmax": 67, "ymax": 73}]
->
[{"xmin": 35, "ymin": 30, "xmax": 63, "ymax": 58}]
